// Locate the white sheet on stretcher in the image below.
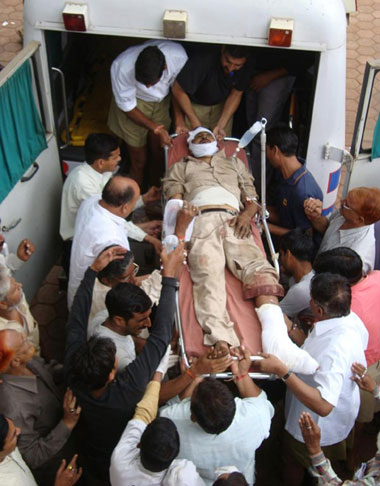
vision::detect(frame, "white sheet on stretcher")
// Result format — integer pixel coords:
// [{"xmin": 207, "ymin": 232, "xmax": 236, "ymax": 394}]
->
[{"xmin": 162, "ymin": 199, "xmax": 195, "ymax": 241}]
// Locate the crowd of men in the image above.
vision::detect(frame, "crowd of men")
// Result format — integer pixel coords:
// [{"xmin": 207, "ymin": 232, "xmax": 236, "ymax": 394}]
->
[{"xmin": 0, "ymin": 39, "xmax": 380, "ymax": 486}]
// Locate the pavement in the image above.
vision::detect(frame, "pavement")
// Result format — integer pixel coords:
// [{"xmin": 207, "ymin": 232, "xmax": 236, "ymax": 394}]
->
[{"xmin": 0, "ymin": 0, "xmax": 22, "ymax": 67}]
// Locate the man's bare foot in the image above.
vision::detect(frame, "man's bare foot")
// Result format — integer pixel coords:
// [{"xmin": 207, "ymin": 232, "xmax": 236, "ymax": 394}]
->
[{"xmin": 209, "ymin": 341, "xmax": 230, "ymax": 358}]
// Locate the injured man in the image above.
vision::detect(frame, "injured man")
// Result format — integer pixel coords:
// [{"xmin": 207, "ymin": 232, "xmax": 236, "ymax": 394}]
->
[{"xmin": 162, "ymin": 127, "xmax": 318, "ymax": 374}]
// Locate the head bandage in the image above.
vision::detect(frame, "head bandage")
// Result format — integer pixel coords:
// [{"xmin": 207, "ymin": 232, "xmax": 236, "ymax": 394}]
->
[{"xmin": 187, "ymin": 127, "xmax": 218, "ymax": 158}]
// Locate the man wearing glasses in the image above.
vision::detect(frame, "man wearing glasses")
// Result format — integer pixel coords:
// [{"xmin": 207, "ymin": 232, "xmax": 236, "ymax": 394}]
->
[{"xmin": 304, "ymin": 186, "xmax": 380, "ymax": 274}]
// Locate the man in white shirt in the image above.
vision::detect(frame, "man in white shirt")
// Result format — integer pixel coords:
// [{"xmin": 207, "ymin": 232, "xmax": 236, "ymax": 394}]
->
[
  {"xmin": 0, "ymin": 414, "xmax": 82, "ymax": 486},
  {"xmin": 68, "ymin": 175, "xmax": 140, "ymax": 308},
  {"xmin": 60, "ymin": 133, "xmax": 161, "ymax": 275},
  {"xmin": 88, "ymin": 282, "xmax": 152, "ymax": 370},
  {"xmin": 252, "ymin": 272, "xmax": 369, "ymax": 486},
  {"xmin": 108, "ymin": 40, "xmax": 188, "ymax": 187},
  {"xmin": 279, "ymin": 228, "xmax": 315, "ymax": 319},
  {"xmin": 110, "ymin": 350, "xmax": 205, "ymax": 486},
  {"xmin": 0, "ymin": 414, "xmax": 37, "ymax": 486},
  {"xmin": 160, "ymin": 348, "xmax": 274, "ymax": 486},
  {"xmin": 304, "ymin": 187, "xmax": 380, "ymax": 274}
]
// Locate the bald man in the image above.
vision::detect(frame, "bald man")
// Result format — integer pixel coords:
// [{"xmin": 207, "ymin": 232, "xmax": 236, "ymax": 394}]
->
[{"xmin": 68, "ymin": 175, "xmax": 141, "ymax": 308}]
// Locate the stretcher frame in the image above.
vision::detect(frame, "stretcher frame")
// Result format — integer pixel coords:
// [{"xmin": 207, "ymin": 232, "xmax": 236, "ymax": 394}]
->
[{"xmin": 164, "ymin": 124, "xmax": 278, "ymax": 379}]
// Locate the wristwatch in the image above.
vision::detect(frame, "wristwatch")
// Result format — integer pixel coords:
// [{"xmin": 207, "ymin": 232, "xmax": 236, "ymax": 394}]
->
[{"xmin": 281, "ymin": 371, "xmax": 291, "ymax": 382}]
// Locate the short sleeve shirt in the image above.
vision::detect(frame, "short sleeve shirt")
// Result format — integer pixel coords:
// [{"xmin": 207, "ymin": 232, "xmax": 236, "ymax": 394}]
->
[
  {"xmin": 176, "ymin": 50, "xmax": 253, "ymax": 106},
  {"xmin": 111, "ymin": 40, "xmax": 188, "ymax": 112},
  {"xmin": 276, "ymin": 162, "xmax": 323, "ymax": 230}
]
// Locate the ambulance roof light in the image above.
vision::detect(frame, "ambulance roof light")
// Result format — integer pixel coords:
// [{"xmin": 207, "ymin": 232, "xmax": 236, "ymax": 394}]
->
[
  {"xmin": 62, "ymin": 3, "xmax": 88, "ymax": 32},
  {"xmin": 268, "ymin": 18, "xmax": 294, "ymax": 48}
]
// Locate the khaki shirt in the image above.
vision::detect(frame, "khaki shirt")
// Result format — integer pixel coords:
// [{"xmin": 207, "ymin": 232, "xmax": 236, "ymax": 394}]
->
[
  {"xmin": 0, "ymin": 294, "xmax": 40, "ymax": 355},
  {"xmin": 162, "ymin": 149, "xmax": 257, "ymax": 208}
]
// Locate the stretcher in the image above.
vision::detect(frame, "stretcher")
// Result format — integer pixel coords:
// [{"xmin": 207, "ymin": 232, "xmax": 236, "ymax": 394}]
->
[{"xmin": 164, "ymin": 126, "xmax": 278, "ymax": 379}]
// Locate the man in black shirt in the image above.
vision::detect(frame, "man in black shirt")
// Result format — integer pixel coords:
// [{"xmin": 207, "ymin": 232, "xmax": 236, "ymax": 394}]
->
[
  {"xmin": 64, "ymin": 244, "xmax": 185, "ymax": 484},
  {"xmin": 172, "ymin": 45, "xmax": 252, "ymax": 140}
]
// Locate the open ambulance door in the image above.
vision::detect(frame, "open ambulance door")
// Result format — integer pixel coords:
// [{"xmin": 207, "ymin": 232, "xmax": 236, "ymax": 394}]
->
[
  {"xmin": 0, "ymin": 42, "xmax": 62, "ymax": 300},
  {"xmin": 348, "ymin": 59, "xmax": 380, "ymax": 192}
]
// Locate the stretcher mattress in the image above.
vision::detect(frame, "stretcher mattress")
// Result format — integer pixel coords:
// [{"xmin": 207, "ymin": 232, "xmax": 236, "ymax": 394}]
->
[{"xmin": 167, "ymin": 134, "xmax": 265, "ymax": 357}]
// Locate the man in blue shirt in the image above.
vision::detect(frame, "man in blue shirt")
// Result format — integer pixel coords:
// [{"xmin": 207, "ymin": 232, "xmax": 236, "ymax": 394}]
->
[{"xmin": 265, "ymin": 126, "xmax": 323, "ymax": 238}]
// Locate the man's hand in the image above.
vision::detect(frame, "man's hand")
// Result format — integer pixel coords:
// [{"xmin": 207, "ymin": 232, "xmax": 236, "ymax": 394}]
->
[
  {"xmin": 139, "ymin": 220, "xmax": 162, "ymax": 237},
  {"xmin": 90, "ymin": 246, "xmax": 127, "ymax": 273},
  {"xmin": 62, "ymin": 388, "xmax": 81, "ymax": 431},
  {"xmin": 304, "ymin": 198, "xmax": 323, "ymax": 220},
  {"xmin": 190, "ymin": 350, "xmax": 232, "ymax": 375},
  {"xmin": 54, "ymin": 454, "xmax": 82, "ymax": 486},
  {"xmin": 144, "ymin": 235, "xmax": 162, "ymax": 255},
  {"xmin": 351, "ymin": 362, "xmax": 376, "ymax": 393},
  {"xmin": 161, "ymin": 241, "xmax": 186, "ymax": 278},
  {"xmin": 230, "ymin": 346, "xmax": 252, "ymax": 376},
  {"xmin": 175, "ymin": 202, "xmax": 198, "ymax": 237},
  {"xmin": 156, "ymin": 127, "xmax": 173, "ymax": 147},
  {"xmin": 251, "ymin": 352, "xmax": 288, "ymax": 376},
  {"xmin": 229, "ymin": 214, "xmax": 251, "ymax": 239},
  {"xmin": 142, "ymin": 186, "xmax": 161, "ymax": 205},
  {"xmin": 213, "ymin": 125, "xmax": 226, "ymax": 142},
  {"xmin": 299, "ymin": 412, "xmax": 322, "ymax": 456},
  {"xmin": 17, "ymin": 239, "xmax": 35, "ymax": 262},
  {"xmin": 175, "ymin": 124, "xmax": 189, "ymax": 136}
]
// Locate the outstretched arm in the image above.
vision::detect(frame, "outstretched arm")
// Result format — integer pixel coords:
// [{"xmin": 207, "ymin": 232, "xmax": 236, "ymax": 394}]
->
[
  {"xmin": 64, "ymin": 247, "xmax": 127, "ymax": 375},
  {"xmin": 172, "ymin": 81, "xmax": 201, "ymax": 129}
]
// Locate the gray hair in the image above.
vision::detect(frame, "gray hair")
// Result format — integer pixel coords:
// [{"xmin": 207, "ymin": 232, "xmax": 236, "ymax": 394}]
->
[{"xmin": 0, "ymin": 265, "xmax": 11, "ymax": 302}]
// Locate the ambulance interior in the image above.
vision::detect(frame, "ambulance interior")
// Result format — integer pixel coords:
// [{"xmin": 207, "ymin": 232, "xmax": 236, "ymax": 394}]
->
[{"xmin": 45, "ymin": 31, "xmax": 320, "ymax": 175}]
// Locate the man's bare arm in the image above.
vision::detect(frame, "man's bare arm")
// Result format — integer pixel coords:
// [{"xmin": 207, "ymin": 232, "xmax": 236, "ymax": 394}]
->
[
  {"xmin": 213, "ymin": 88, "xmax": 244, "ymax": 140},
  {"xmin": 268, "ymin": 222, "xmax": 291, "ymax": 237},
  {"xmin": 126, "ymin": 107, "xmax": 172, "ymax": 146},
  {"xmin": 252, "ymin": 353, "xmax": 334, "ymax": 417},
  {"xmin": 304, "ymin": 198, "xmax": 329, "ymax": 234},
  {"xmin": 172, "ymin": 81, "xmax": 201, "ymax": 129}
]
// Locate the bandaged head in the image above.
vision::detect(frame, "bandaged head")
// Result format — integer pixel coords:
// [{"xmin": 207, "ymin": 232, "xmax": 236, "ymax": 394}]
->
[{"xmin": 187, "ymin": 127, "xmax": 218, "ymax": 158}]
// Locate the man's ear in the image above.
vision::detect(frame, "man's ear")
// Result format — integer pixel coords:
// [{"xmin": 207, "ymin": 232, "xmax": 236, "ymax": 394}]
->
[
  {"xmin": 190, "ymin": 413, "xmax": 196, "ymax": 423},
  {"xmin": 0, "ymin": 300, "xmax": 8, "ymax": 312},
  {"xmin": 9, "ymin": 357, "xmax": 20, "ymax": 369},
  {"xmin": 112, "ymin": 315, "xmax": 126, "ymax": 328}
]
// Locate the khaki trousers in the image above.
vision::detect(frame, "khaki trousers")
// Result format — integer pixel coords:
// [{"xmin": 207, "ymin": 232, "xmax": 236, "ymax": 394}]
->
[
  {"xmin": 187, "ymin": 211, "xmax": 281, "ymax": 346},
  {"xmin": 185, "ymin": 102, "xmax": 233, "ymax": 136}
]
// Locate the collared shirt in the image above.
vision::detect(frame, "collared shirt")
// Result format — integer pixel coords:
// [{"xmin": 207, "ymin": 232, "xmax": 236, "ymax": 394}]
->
[
  {"xmin": 110, "ymin": 381, "xmax": 205, "ymax": 486},
  {"xmin": 280, "ymin": 270, "xmax": 314, "ymax": 318},
  {"xmin": 0, "ymin": 357, "xmax": 71, "ymax": 470},
  {"xmin": 162, "ymin": 149, "xmax": 257, "ymax": 208},
  {"xmin": 59, "ymin": 162, "xmax": 145, "ymax": 242},
  {"xmin": 0, "ymin": 447, "xmax": 38, "ymax": 486},
  {"xmin": 111, "ymin": 40, "xmax": 188, "ymax": 112},
  {"xmin": 285, "ymin": 312, "xmax": 368, "ymax": 446},
  {"xmin": 318, "ymin": 211, "xmax": 375, "ymax": 274},
  {"xmin": 0, "ymin": 293, "xmax": 40, "ymax": 354},
  {"xmin": 68, "ymin": 196, "xmax": 130, "ymax": 308},
  {"xmin": 351, "ymin": 271, "xmax": 380, "ymax": 366},
  {"xmin": 160, "ymin": 392, "xmax": 274, "ymax": 486},
  {"xmin": 175, "ymin": 50, "xmax": 253, "ymax": 106},
  {"xmin": 88, "ymin": 309, "xmax": 136, "ymax": 371},
  {"xmin": 276, "ymin": 163, "xmax": 323, "ymax": 230}
]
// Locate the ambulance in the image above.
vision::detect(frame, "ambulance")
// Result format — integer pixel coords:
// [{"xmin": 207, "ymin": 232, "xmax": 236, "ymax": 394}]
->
[{"xmin": 1, "ymin": 0, "xmax": 378, "ymax": 298}]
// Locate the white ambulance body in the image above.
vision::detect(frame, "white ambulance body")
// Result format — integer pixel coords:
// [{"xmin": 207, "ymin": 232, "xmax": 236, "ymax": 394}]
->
[{"xmin": 1, "ymin": 0, "xmax": 378, "ymax": 298}]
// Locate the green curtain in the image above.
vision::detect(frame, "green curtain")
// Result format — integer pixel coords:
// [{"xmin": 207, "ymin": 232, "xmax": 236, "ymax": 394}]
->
[
  {"xmin": 0, "ymin": 60, "xmax": 47, "ymax": 202},
  {"xmin": 371, "ymin": 113, "xmax": 380, "ymax": 161}
]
